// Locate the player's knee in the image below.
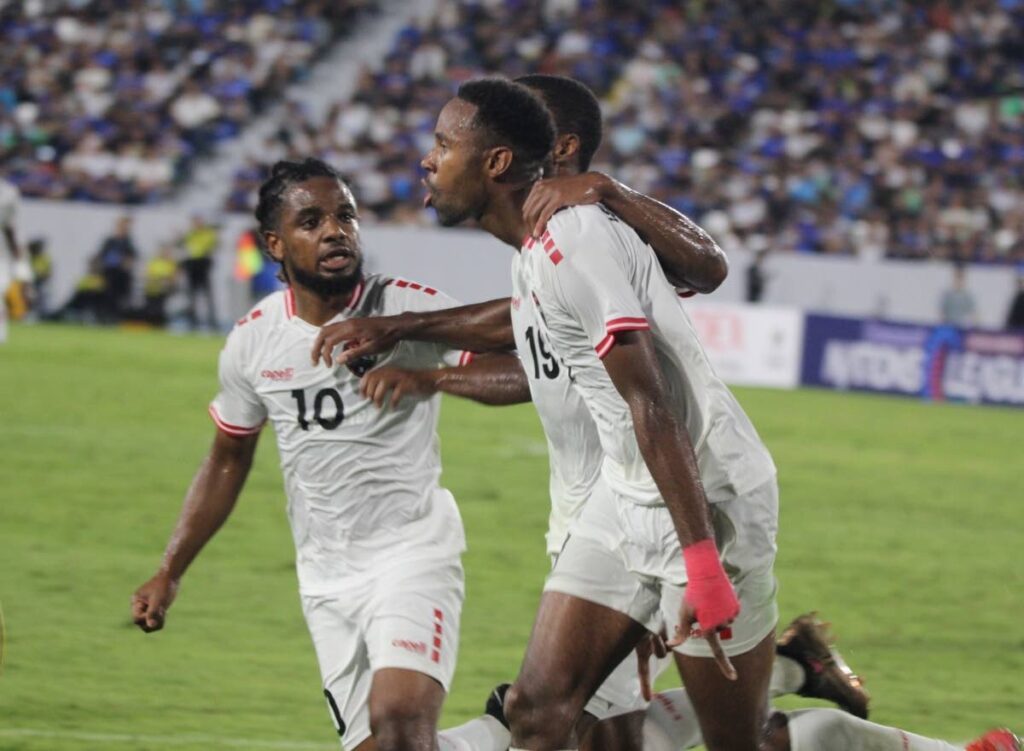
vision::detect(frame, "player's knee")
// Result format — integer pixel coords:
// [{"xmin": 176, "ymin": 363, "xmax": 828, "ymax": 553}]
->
[
  {"xmin": 701, "ymin": 720, "xmax": 765, "ymax": 751},
  {"xmin": 759, "ymin": 712, "xmax": 791, "ymax": 751},
  {"xmin": 369, "ymin": 699, "xmax": 436, "ymax": 751},
  {"xmin": 505, "ymin": 680, "xmax": 578, "ymax": 744}
]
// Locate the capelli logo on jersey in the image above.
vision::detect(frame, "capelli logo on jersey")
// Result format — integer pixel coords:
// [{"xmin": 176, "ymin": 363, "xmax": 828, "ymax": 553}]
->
[
  {"xmin": 261, "ymin": 367, "xmax": 295, "ymax": 381},
  {"xmin": 391, "ymin": 639, "xmax": 428, "ymax": 655}
]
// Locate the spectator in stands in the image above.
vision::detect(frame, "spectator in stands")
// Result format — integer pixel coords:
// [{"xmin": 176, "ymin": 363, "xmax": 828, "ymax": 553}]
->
[
  {"xmin": 1005, "ymin": 275, "xmax": 1024, "ymax": 331},
  {"xmin": 939, "ymin": 264, "xmax": 977, "ymax": 328},
  {"xmin": 0, "ymin": 1, "xmax": 379, "ymax": 204},
  {"xmin": 94, "ymin": 215, "xmax": 137, "ymax": 321},
  {"xmin": 180, "ymin": 215, "xmax": 219, "ymax": 331},
  {"xmin": 223, "ymin": 0, "xmax": 1024, "ymax": 271}
]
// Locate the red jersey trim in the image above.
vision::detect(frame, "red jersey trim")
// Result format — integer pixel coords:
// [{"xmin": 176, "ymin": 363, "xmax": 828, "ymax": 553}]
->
[
  {"xmin": 458, "ymin": 351, "xmax": 475, "ymax": 367},
  {"xmin": 208, "ymin": 404, "xmax": 264, "ymax": 436},
  {"xmin": 387, "ymin": 278, "xmax": 439, "ymax": 295},
  {"xmin": 595, "ymin": 317, "xmax": 651, "ymax": 359},
  {"xmin": 284, "ymin": 288, "xmax": 296, "ymax": 319},
  {"xmin": 345, "ymin": 279, "xmax": 364, "ymax": 311}
]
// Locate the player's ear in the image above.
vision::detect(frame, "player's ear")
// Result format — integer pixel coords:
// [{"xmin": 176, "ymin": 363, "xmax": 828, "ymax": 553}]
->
[
  {"xmin": 484, "ymin": 146, "xmax": 514, "ymax": 180},
  {"xmin": 553, "ymin": 134, "xmax": 580, "ymax": 167},
  {"xmin": 263, "ymin": 230, "xmax": 284, "ymax": 264}
]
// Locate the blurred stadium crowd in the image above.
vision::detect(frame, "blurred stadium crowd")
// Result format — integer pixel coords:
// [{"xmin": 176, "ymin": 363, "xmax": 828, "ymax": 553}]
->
[
  {"xmin": 0, "ymin": 0, "xmax": 377, "ymax": 204},
  {"xmin": 224, "ymin": 0, "xmax": 1024, "ymax": 264},
  {"xmin": 2, "ymin": 0, "xmax": 1024, "ymax": 265}
]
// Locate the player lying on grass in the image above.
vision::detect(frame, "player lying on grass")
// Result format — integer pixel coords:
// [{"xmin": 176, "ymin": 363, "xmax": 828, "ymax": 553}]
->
[
  {"xmin": 312, "ymin": 74, "xmax": 868, "ymax": 751},
  {"xmin": 132, "ymin": 157, "xmax": 518, "ymax": 751}
]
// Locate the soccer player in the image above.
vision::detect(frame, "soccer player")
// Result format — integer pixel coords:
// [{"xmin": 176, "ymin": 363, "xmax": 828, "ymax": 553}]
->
[
  {"xmin": 387, "ymin": 77, "xmax": 778, "ymax": 751},
  {"xmin": 131, "ymin": 158, "xmax": 491, "ymax": 751},
  {"xmin": 416, "ymin": 76, "xmax": 1023, "ymax": 751},
  {"xmin": 311, "ymin": 75, "xmax": 869, "ymax": 751},
  {"xmin": 0, "ymin": 177, "xmax": 31, "ymax": 344}
]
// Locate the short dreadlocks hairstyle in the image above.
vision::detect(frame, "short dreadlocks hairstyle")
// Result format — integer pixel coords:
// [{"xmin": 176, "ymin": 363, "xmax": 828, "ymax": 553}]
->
[
  {"xmin": 515, "ymin": 74, "xmax": 603, "ymax": 172},
  {"xmin": 456, "ymin": 77, "xmax": 556, "ymax": 179}
]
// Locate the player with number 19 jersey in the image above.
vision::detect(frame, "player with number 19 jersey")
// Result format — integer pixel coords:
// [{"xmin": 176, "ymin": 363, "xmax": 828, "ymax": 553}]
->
[
  {"xmin": 210, "ymin": 275, "xmax": 472, "ymax": 594},
  {"xmin": 509, "ymin": 263, "xmax": 602, "ymax": 558},
  {"xmin": 520, "ymin": 204, "xmax": 780, "ymax": 660}
]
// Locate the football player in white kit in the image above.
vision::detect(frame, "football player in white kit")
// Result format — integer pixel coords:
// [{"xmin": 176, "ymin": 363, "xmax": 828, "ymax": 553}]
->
[
  {"xmin": 409, "ymin": 79, "xmax": 1019, "ymax": 751},
  {"xmin": 131, "ymin": 158, "xmax": 490, "ymax": 751},
  {"xmin": 414, "ymin": 77, "xmax": 776, "ymax": 751},
  {"xmin": 0, "ymin": 178, "xmax": 31, "ymax": 344}
]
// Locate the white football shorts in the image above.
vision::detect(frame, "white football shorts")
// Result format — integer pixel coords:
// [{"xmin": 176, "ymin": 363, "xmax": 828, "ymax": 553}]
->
[
  {"xmin": 545, "ymin": 477, "xmax": 778, "ymax": 665},
  {"xmin": 301, "ymin": 557, "xmax": 464, "ymax": 749}
]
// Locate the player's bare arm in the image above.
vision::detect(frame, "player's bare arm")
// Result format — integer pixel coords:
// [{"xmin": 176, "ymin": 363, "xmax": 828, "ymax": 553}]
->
[
  {"xmin": 132, "ymin": 429, "xmax": 259, "ymax": 633},
  {"xmin": 522, "ymin": 172, "xmax": 728, "ymax": 292},
  {"xmin": 360, "ymin": 353, "xmax": 530, "ymax": 409},
  {"xmin": 600, "ymin": 329, "xmax": 739, "ymax": 678},
  {"xmin": 312, "ymin": 297, "xmax": 514, "ymax": 367}
]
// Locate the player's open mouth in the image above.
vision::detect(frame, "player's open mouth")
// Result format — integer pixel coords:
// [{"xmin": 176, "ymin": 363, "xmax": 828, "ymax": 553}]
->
[
  {"xmin": 422, "ymin": 179, "xmax": 434, "ymax": 209},
  {"xmin": 319, "ymin": 249, "xmax": 353, "ymax": 271}
]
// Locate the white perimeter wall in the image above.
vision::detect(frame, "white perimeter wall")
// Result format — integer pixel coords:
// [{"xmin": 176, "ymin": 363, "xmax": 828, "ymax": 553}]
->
[{"xmin": 21, "ymin": 199, "xmax": 1021, "ymax": 329}]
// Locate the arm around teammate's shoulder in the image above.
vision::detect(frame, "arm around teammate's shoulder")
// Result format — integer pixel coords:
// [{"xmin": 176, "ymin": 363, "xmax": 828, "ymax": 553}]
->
[
  {"xmin": 312, "ymin": 298, "xmax": 515, "ymax": 368},
  {"xmin": 131, "ymin": 429, "xmax": 259, "ymax": 633},
  {"xmin": 523, "ymin": 172, "xmax": 727, "ymax": 293}
]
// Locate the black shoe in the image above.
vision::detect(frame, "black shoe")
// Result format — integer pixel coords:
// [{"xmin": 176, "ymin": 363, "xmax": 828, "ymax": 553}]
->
[
  {"xmin": 776, "ymin": 613, "xmax": 870, "ymax": 719},
  {"xmin": 484, "ymin": 683, "xmax": 511, "ymax": 730}
]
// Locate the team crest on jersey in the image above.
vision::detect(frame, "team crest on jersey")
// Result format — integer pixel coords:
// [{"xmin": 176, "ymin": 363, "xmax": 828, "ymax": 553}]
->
[{"xmin": 343, "ymin": 340, "xmax": 377, "ymax": 377}]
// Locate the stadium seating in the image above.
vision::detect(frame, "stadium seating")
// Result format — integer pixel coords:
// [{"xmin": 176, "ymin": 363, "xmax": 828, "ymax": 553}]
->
[
  {"xmin": 224, "ymin": 0, "xmax": 1024, "ymax": 264},
  {"xmin": 0, "ymin": 0, "xmax": 377, "ymax": 204}
]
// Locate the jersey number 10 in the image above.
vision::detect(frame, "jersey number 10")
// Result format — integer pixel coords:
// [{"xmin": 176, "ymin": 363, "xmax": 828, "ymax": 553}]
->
[{"xmin": 290, "ymin": 388, "xmax": 344, "ymax": 430}]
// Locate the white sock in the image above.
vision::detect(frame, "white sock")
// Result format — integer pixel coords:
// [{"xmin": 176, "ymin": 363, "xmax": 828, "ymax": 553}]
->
[
  {"xmin": 771, "ymin": 655, "xmax": 807, "ymax": 698},
  {"xmin": 643, "ymin": 689, "xmax": 704, "ymax": 750},
  {"xmin": 786, "ymin": 709, "xmax": 965, "ymax": 751},
  {"xmin": 439, "ymin": 716, "xmax": 510, "ymax": 751}
]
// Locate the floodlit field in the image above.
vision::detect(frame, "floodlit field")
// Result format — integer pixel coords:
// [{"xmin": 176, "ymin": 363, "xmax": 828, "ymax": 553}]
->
[{"xmin": 1, "ymin": 324, "xmax": 1021, "ymax": 750}]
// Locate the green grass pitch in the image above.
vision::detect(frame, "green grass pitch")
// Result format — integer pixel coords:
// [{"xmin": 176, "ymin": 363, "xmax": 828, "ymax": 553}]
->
[{"xmin": 0, "ymin": 324, "xmax": 1020, "ymax": 750}]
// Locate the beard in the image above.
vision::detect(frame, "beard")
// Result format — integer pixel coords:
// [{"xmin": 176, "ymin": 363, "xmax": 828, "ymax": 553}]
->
[
  {"xmin": 288, "ymin": 257, "xmax": 364, "ymax": 299},
  {"xmin": 432, "ymin": 191, "xmax": 485, "ymax": 228}
]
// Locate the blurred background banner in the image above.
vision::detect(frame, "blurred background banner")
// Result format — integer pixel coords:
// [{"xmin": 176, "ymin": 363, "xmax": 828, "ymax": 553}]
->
[
  {"xmin": 686, "ymin": 301, "xmax": 805, "ymax": 389},
  {"xmin": 801, "ymin": 313, "xmax": 1024, "ymax": 407}
]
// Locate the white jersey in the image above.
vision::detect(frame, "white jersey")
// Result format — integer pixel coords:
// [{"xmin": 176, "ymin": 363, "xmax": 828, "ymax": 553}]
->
[
  {"xmin": 210, "ymin": 275, "xmax": 471, "ymax": 596},
  {"xmin": 0, "ymin": 180, "xmax": 19, "ymax": 289},
  {"xmin": 519, "ymin": 205, "xmax": 776, "ymax": 507},
  {"xmin": 509, "ymin": 257, "xmax": 602, "ymax": 554}
]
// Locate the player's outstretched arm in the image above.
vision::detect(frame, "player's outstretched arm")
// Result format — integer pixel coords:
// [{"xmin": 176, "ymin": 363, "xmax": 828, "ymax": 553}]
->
[
  {"xmin": 360, "ymin": 353, "xmax": 531, "ymax": 408},
  {"xmin": 522, "ymin": 173, "xmax": 728, "ymax": 293},
  {"xmin": 601, "ymin": 330, "xmax": 739, "ymax": 677},
  {"xmin": 312, "ymin": 298, "xmax": 514, "ymax": 368},
  {"xmin": 131, "ymin": 429, "xmax": 259, "ymax": 633}
]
